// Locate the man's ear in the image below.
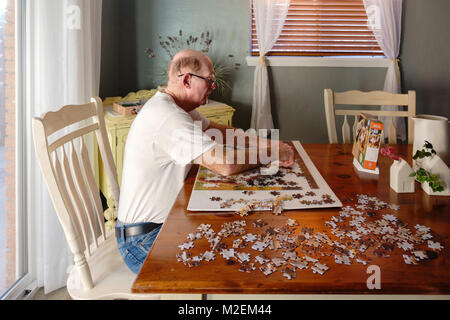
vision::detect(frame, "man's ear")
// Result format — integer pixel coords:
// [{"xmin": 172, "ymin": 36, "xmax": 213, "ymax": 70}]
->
[{"xmin": 182, "ymin": 74, "xmax": 191, "ymax": 89}]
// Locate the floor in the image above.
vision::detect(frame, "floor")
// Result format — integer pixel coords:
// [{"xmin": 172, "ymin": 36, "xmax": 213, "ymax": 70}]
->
[{"xmin": 32, "ymin": 286, "xmax": 72, "ymax": 300}]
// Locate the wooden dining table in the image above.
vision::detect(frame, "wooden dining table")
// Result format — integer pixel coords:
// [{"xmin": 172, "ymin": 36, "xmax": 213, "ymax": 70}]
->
[{"xmin": 132, "ymin": 144, "xmax": 450, "ymax": 297}]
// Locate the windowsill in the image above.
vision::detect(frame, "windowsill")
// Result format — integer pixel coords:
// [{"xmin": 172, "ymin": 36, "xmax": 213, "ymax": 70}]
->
[{"xmin": 246, "ymin": 56, "xmax": 391, "ymax": 68}]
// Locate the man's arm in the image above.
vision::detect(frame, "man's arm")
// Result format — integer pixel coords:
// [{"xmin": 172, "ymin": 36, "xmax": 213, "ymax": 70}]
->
[
  {"xmin": 205, "ymin": 120, "xmax": 295, "ymax": 168},
  {"xmin": 193, "ymin": 139, "xmax": 294, "ymax": 177},
  {"xmin": 193, "ymin": 144, "xmax": 271, "ymax": 176}
]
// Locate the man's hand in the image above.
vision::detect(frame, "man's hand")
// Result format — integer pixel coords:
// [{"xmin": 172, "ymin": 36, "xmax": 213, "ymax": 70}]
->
[{"xmin": 279, "ymin": 142, "xmax": 295, "ymax": 167}]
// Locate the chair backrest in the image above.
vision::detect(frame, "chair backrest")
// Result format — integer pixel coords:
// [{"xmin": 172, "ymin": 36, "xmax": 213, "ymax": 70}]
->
[
  {"xmin": 324, "ymin": 89, "xmax": 416, "ymax": 144},
  {"xmin": 32, "ymin": 97, "xmax": 120, "ymax": 290}
]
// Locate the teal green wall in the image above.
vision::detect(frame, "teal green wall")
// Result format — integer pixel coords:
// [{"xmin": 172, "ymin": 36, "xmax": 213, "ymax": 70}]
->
[{"xmin": 100, "ymin": 0, "xmax": 450, "ymax": 143}]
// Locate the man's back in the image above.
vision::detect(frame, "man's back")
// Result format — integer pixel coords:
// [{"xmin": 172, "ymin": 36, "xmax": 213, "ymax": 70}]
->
[{"xmin": 118, "ymin": 91, "xmax": 215, "ymax": 224}]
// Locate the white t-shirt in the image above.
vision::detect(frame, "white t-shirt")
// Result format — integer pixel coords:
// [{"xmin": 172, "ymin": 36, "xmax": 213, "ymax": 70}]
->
[{"xmin": 117, "ymin": 92, "xmax": 216, "ymax": 224}]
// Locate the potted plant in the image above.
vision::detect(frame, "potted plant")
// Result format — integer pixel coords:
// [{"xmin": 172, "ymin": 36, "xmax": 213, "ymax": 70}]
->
[
  {"xmin": 410, "ymin": 141, "xmax": 449, "ymax": 195},
  {"xmin": 146, "ymin": 29, "xmax": 240, "ymax": 98}
]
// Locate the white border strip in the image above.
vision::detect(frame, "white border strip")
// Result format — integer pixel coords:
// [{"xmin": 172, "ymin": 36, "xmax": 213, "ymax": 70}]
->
[
  {"xmin": 246, "ymin": 56, "xmax": 391, "ymax": 68},
  {"xmin": 292, "ymin": 141, "xmax": 342, "ymax": 208}
]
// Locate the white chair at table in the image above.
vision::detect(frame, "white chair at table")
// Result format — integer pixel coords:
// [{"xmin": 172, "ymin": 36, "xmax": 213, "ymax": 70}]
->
[
  {"xmin": 32, "ymin": 97, "xmax": 161, "ymax": 300},
  {"xmin": 323, "ymin": 89, "xmax": 416, "ymax": 144}
]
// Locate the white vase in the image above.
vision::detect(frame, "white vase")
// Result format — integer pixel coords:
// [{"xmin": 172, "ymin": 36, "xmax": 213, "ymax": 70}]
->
[
  {"xmin": 412, "ymin": 115, "xmax": 449, "ymax": 167},
  {"xmin": 390, "ymin": 159, "xmax": 415, "ymax": 193},
  {"xmin": 420, "ymin": 155, "xmax": 450, "ymax": 196}
]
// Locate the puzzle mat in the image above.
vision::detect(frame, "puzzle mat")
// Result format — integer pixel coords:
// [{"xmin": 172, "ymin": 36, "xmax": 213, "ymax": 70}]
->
[{"xmin": 187, "ymin": 141, "xmax": 343, "ymax": 212}]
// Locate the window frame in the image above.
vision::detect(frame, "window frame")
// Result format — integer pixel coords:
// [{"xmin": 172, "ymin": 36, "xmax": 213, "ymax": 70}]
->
[
  {"xmin": 1, "ymin": 0, "xmax": 36, "ymax": 301},
  {"xmin": 247, "ymin": 0, "xmax": 388, "ymax": 68}
]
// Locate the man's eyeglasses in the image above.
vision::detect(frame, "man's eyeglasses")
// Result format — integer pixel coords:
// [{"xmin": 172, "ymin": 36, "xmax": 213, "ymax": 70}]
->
[{"xmin": 178, "ymin": 73, "xmax": 216, "ymax": 87}]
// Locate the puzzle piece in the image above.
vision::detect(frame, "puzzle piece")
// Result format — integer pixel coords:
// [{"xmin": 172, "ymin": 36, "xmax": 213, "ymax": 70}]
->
[
  {"xmin": 403, "ymin": 254, "xmax": 418, "ymax": 265},
  {"xmin": 311, "ymin": 263, "xmax": 328, "ymax": 275},
  {"xmin": 187, "ymin": 233, "xmax": 196, "ymax": 241},
  {"xmin": 382, "ymin": 214, "xmax": 398, "ymax": 222},
  {"xmin": 271, "ymin": 257, "xmax": 287, "ymax": 267},
  {"xmin": 255, "ymin": 254, "xmax": 270, "ymax": 265},
  {"xmin": 282, "ymin": 267, "xmax": 296, "ymax": 280},
  {"xmin": 252, "ymin": 241, "xmax": 269, "ymax": 252},
  {"xmin": 325, "ymin": 220, "xmax": 337, "ymax": 229},
  {"xmin": 178, "ymin": 241, "xmax": 194, "ymax": 251},
  {"xmin": 347, "ymin": 231, "xmax": 361, "ymax": 240},
  {"xmin": 315, "ymin": 262, "xmax": 329, "ymax": 271},
  {"xmin": 176, "ymin": 251, "xmax": 191, "ymax": 263},
  {"xmin": 236, "ymin": 252, "xmax": 251, "ymax": 263},
  {"xmin": 204, "ymin": 229, "xmax": 216, "ymax": 239},
  {"xmin": 397, "ymin": 241, "xmax": 414, "ymax": 251},
  {"xmin": 334, "ymin": 254, "xmax": 352, "ymax": 265},
  {"xmin": 239, "ymin": 262, "xmax": 256, "ymax": 273},
  {"xmin": 282, "ymin": 250, "xmax": 298, "ymax": 261},
  {"xmin": 260, "ymin": 262, "xmax": 277, "ymax": 276},
  {"xmin": 428, "ymin": 240, "xmax": 443, "ymax": 251},
  {"xmin": 242, "ymin": 233, "xmax": 257, "ymax": 243},
  {"xmin": 415, "ymin": 224, "xmax": 431, "ymax": 233},
  {"xmin": 253, "ymin": 219, "xmax": 268, "ymax": 228},
  {"xmin": 389, "ymin": 204, "xmax": 400, "ymax": 211},
  {"xmin": 268, "ymin": 239, "xmax": 282, "ymax": 250},
  {"xmin": 412, "ymin": 250, "xmax": 428, "ymax": 260},
  {"xmin": 355, "ymin": 254, "xmax": 370, "ymax": 265},
  {"xmin": 381, "ymin": 226, "xmax": 395, "ymax": 235},
  {"xmin": 220, "ymin": 248, "xmax": 235, "ymax": 260},
  {"xmin": 197, "ymin": 224, "xmax": 212, "ymax": 233},
  {"xmin": 272, "ymin": 203, "xmax": 283, "ymax": 215},
  {"xmin": 202, "ymin": 251, "xmax": 216, "ymax": 262},
  {"xmin": 208, "ymin": 236, "xmax": 221, "ymax": 249},
  {"xmin": 233, "ymin": 239, "xmax": 243, "ymax": 249},
  {"xmin": 303, "ymin": 255, "xmax": 318, "ymax": 263},
  {"xmin": 420, "ymin": 233, "xmax": 433, "ymax": 240},
  {"xmin": 287, "ymin": 218, "xmax": 299, "ymax": 227},
  {"xmin": 290, "ymin": 259, "xmax": 308, "ymax": 270},
  {"xmin": 235, "ymin": 205, "xmax": 252, "ymax": 217}
]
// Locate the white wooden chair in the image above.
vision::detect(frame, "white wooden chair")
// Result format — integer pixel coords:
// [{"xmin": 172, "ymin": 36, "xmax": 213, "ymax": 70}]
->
[
  {"xmin": 32, "ymin": 97, "xmax": 160, "ymax": 300},
  {"xmin": 324, "ymin": 89, "xmax": 416, "ymax": 144}
]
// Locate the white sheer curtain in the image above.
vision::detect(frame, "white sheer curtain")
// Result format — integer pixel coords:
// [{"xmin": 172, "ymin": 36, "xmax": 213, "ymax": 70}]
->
[
  {"xmin": 250, "ymin": 0, "xmax": 290, "ymax": 131},
  {"xmin": 27, "ymin": 0, "xmax": 102, "ymax": 294},
  {"xmin": 364, "ymin": 0, "xmax": 406, "ymax": 141}
]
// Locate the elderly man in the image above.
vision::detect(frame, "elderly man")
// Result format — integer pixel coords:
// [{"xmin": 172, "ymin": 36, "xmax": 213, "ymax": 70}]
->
[{"xmin": 116, "ymin": 49, "xmax": 294, "ymax": 274}]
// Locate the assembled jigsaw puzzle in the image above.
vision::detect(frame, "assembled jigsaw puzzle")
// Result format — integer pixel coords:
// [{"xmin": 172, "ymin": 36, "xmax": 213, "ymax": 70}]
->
[
  {"xmin": 188, "ymin": 141, "xmax": 342, "ymax": 212},
  {"xmin": 177, "ymin": 194, "xmax": 444, "ymax": 280}
]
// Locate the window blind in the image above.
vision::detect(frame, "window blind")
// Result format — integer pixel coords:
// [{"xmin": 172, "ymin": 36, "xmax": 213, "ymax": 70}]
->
[{"xmin": 251, "ymin": 0, "xmax": 383, "ymax": 56}]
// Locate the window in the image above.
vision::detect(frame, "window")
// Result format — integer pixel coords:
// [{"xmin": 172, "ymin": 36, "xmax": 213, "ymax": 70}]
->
[
  {"xmin": 251, "ymin": 0, "xmax": 383, "ymax": 57},
  {"xmin": 1, "ymin": 0, "xmax": 29, "ymax": 299}
]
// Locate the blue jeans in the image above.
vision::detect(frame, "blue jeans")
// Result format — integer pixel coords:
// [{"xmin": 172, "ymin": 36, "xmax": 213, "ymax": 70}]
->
[{"xmin": 116, "ymin": 220, "xmax": 162, "ymax": 274}]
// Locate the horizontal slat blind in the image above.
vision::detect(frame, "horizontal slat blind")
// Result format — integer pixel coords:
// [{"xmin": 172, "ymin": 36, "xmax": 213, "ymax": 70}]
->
[{"xmin": 251, "ymin": 0, "xmax": 383, "ymax": 56}]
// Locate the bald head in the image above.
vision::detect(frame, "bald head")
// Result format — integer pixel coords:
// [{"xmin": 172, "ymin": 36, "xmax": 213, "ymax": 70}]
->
[{"xmin": 167, "ymin": 49, "xmax": 213, "ymax": 85}]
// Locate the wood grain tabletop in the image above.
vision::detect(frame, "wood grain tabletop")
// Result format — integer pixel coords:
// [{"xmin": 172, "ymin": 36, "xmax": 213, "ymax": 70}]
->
[{"xmin": 132, "ymin": 144, "xmax": 450, "ymax": 295}]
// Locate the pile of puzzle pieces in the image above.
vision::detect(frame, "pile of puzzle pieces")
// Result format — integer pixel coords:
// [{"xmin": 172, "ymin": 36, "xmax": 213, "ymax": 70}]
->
[{"xmin": 176, "ymin": 194, "xmax": 444, "ymax": 279}]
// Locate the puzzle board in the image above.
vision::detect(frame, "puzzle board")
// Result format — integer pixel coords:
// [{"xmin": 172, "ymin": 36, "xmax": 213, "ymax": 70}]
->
[{"xmin": 187, "ymin": 141, "xmax": 342, "ymax": 212}]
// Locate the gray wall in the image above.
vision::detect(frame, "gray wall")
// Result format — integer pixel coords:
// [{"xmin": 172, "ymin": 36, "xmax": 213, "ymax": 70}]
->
[
  {"xmin": 100, "ymin": 0, "xmax": 450, "ymax": 143},
  {"xmin": 401, "ymin": 0, "xmax": 450, "ymax": 119}
]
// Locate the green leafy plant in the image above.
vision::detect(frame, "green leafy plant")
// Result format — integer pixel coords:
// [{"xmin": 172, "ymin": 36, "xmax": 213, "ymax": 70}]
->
[
  {"xmin": 412, "ymin": 140, "xmax": 437, "ymax": 160},
  {"xmin": 146, "ymin": 29, "xmax": 239, "ymax": 96},
  {"xmin": 409, "ymin": 141, "xmax": 444, "ymax": 192}
]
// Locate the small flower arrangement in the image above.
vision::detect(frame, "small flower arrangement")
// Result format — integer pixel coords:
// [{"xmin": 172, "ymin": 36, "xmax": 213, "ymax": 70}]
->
[{"xmin": 380, "ymin": 146, "xmax": 401, "ymax": 161}]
